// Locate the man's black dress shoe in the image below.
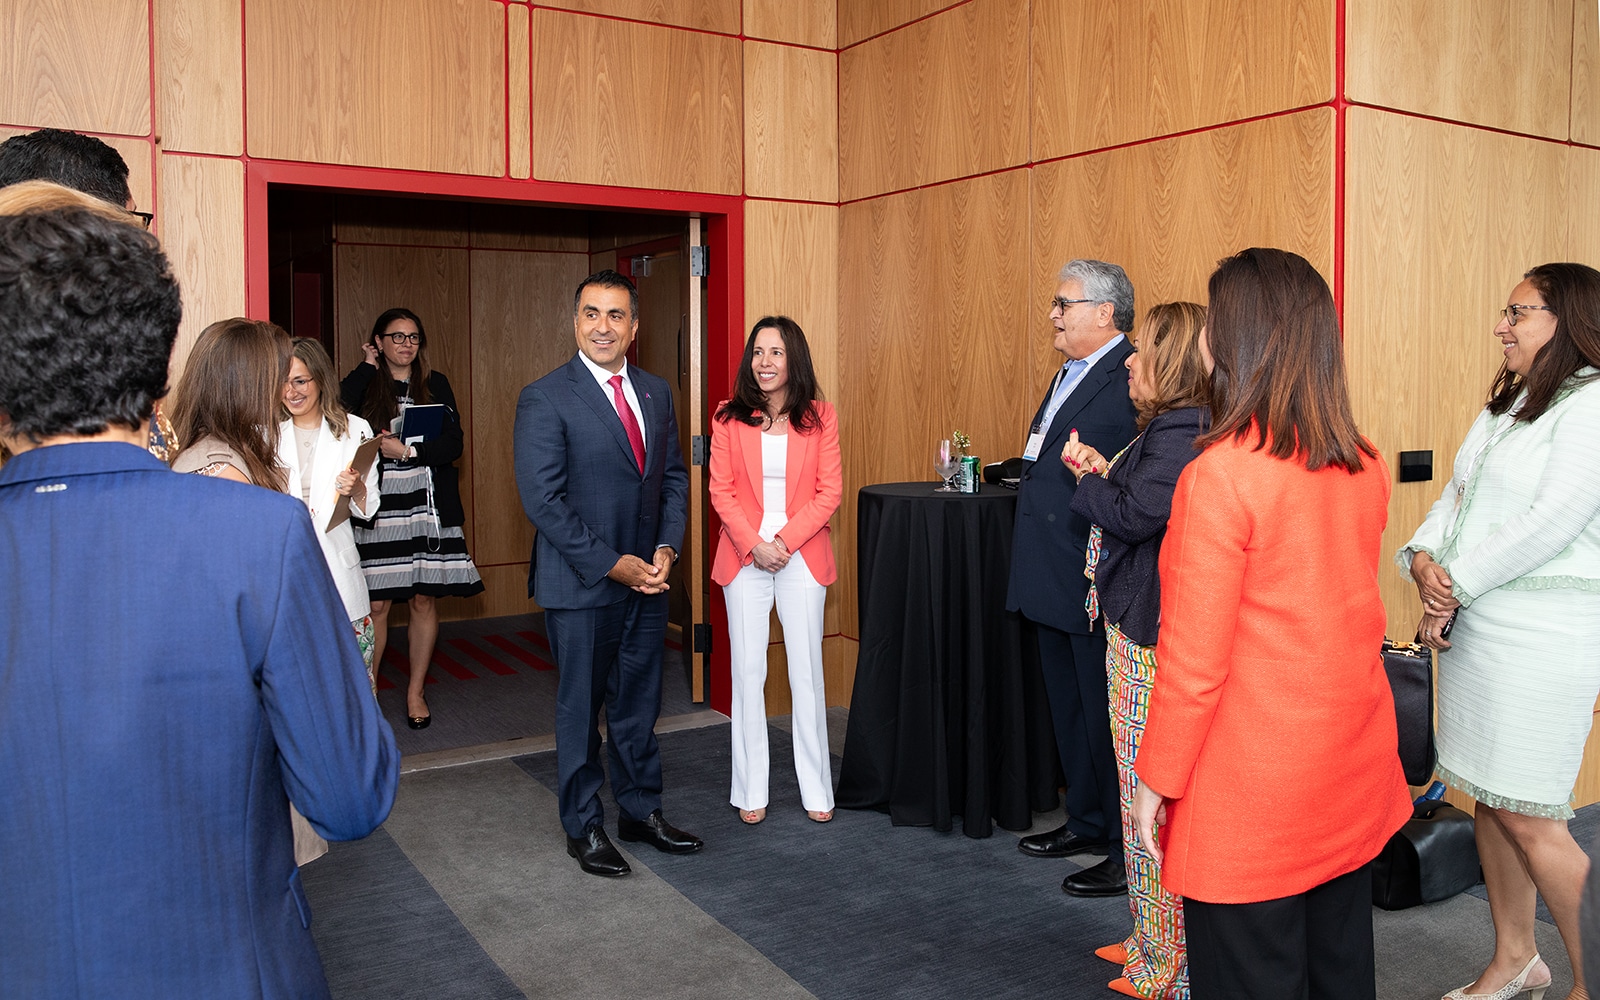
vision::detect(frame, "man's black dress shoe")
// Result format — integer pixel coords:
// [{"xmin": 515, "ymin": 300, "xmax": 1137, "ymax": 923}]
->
[
  {"xmin": 567, "ymin": 826, "xmax": 631, "ymax": 877},
  {"xmin": 616, "ymin": 810, "xmax": 704, "ymax": 854},
  {"xmin": 1062, "ymin": 858, "xmax": 1127, "ymax": 897},
  {"xmin": 1017, "ymin": 823, "xmax": 1108, "ymax": 859}
]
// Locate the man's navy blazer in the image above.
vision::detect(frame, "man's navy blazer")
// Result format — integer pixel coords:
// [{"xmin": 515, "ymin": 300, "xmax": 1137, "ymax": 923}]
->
[
  {"xmin": 0, "ymin": 442, "xmax": 399, "ymax": 1000},
  {"xmin": 514, "ymin": 354, "xmax": 690, "ymax": 609},
  {"xmin": 1006, "ymin": 338, "xmax": 1140, "ymax": 635}
]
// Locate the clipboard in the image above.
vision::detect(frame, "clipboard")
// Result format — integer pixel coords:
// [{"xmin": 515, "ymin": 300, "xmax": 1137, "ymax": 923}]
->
[{"xmin": 326, "ymin": 436, "xmax": 382, "ymax": 532}]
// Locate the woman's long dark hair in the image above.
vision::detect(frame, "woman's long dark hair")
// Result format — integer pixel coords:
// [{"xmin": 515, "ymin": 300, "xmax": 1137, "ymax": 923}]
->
[
  {"xmin": 360, "ymin": 306, "xmax": 432, "ymax": 428},
  {"xmin": 1487, "ymin": 263, "xmax": 1600, "ymax": 423},
  {"xmin": 715, "ymin": 316, "xmax": 822, "ymax": 432},
  {"xmin": 1195, "ymin": 248, "xmax": 1376, "ymax": 473},
  {"xmin": 171, "ymin": 317, "xmax": 292, "ymax": 491}
]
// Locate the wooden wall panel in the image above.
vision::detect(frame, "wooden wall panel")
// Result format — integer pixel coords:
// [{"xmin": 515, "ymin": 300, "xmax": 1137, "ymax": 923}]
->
[
  {"xmin": 1031, "ymin": 0, "xmax": 1332, "ymax": 159},
  {"xmin": 158, "ymin": 153, "xmax": 244, "ymax": 378},
  {"xmin": 836, "ymin": 169, "xmax": 1032, "ymax": 639},
  {"xmin": 744, "ymin": 199, "xmax": 841, "ymax": 640},
  {"xmin": 469, "ymin": 204, "xmax": 589, "ymax": 252},
  {"xmin": 839, "ymin": 0, "xmax": 955, "ymax": 48},
  {"xmin": 1573, "ymin": 0, "xmax": 1600, "ymax": 145},
  {"xmin": 0, "ymin": 0, "xmax": 149, "ymax": 135},
  {"xmin": 0, "ymin": 127, "xmax": 152, "ymax": 213},
  {"xmin": 744, "ymin": 0, "xmax": 835, "ymax": 49},
  {"xmin": 1570, "ymin": 146, "xmax": 1600, "ymax": 275},
  {"xmin": 1346, "ymin": 0, "xmax": 1572, "ymax": 140},
  {"xmin": 246, "ymin": 0, "xmax": 505, "ymax": 176},
  {"xmin": 333, "ymin": 245, "xmax": 475, "ymax": 561},
  {"xmin": 156, "ymin": 0, "xmax": 242, "ymax": 154},
  {"xmin": 469, "ymin": 249, "xmax": 592, "ymax": 573},
  {"xmin": 334, "ymin": 195, "xmax": 471, "ymax": 248},
  {"xmin": 839, "ymin": 0, "xmax": 1028, "ymax": 200},
  {"xmin": 744, "ymin": 201, "xmax": 839, "ymax": 404},
  {"xmin": 1031, "ymin": 109, "xmax": 1334, "ymax": 383},
  {"xmin": 744, "ymin": 41, "xmax": 838, "ymax": 203},
  {"xmin": 1343, "ymin": 108, "xmax": 1569, "ymax": 640},
  {"xmin": 531, "ymin": 10, "xmax": 742, "ymax": 194},
  {"xmin": 508, "ymin": 3, "xmax": 532, "ymax": 179},
  {"xmin": 536, "ymin": 0, "xmax": 739, "ymax": 34}
]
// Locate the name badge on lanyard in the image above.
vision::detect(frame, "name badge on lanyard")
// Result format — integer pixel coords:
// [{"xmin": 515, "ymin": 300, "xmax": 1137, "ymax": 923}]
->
[
  {"xmin": 1022, "ymin": 367, "xmax": 1066, "ymax": 461},
  {"xmin": 1022, "ymin": 429, "xmax": 1046, "ymax": 462}
]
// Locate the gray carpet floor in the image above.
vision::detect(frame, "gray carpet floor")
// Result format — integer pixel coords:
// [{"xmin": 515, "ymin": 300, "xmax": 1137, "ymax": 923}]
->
[
  {"xmin": 300, "ymin": 711, "xmax": 1589, "ymax": 1000},
  {"xmin": 372, "ymin": 613, "xmax": 699, "ymax": 756}
]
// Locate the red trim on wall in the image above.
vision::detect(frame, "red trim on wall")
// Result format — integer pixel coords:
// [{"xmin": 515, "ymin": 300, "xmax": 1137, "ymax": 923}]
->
[
  {"xmin": 839, "ymin": 0, "xmax": 974, "ymax": 51},
  {"xmin": 1334, "ymin": 0, "xmax": 1348, "ymax": 317}
]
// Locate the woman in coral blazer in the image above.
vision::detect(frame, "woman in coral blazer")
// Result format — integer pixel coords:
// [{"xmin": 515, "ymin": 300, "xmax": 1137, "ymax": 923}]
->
[
  {"xmin": 1131, "ymin": 249, "xmax": 1411, "ymax": 1000},
  {"xmin": 710, "ymin": 316, "xmax": 841, "ymax": 826}
]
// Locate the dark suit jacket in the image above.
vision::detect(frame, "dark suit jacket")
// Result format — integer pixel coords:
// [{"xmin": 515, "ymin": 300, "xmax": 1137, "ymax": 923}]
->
[
  {"xmin": 0, "ymin": 443, "xmax": 398, "ymax": 1000},
  {"xmin": 1069, "ymin": 406, "xmax": 1208, "ymax": 646},
  {"xmin": 514, "ymin": 354, "xmax": 689, "ymax": 608},
  {"xmin": 1006, "ymin": 338, "xmax": 1139, "ymax": 634}
]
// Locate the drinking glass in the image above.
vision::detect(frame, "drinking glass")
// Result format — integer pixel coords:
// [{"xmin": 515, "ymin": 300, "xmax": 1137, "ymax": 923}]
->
[{"xmin": 934, "ymin": 439, "xmax": 959, "ymax": 491}]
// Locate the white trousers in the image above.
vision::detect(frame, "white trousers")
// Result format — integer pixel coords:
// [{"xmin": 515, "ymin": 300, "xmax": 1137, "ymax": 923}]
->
[{"xmin": 724, "ymin": 550, "xmax": 834, "ymax": 812}]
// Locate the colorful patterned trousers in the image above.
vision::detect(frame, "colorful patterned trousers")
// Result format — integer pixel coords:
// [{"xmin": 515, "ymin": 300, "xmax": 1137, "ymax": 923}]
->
[{"xmin": 1107, "ymin": 621, "xmax": 1190, "ymax": 999}]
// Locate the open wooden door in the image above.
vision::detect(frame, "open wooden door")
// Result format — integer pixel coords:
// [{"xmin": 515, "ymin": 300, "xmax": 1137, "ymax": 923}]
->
[{"xmin": 619, "ymin": 220, "xmax": 708, "ymax": 703}]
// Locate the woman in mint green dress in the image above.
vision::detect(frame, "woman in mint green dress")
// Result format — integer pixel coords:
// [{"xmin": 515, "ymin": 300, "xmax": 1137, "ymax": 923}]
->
[{"xmin": 1402, "ymin": 263, "xmax": 1600, "ymax": 1000}]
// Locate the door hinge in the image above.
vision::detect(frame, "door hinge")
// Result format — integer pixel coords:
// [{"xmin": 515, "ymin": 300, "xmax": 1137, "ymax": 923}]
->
[
  {"xmin": 693, "ymin": 622, "xmax": 713, "ymax": 654},
  {"xmin": 689, "ymin": 245, "xmax": 709, "ymax": 277},
  {"xmin": 691, "ymin": 434, "xmax": 709, "ymax": 466}
]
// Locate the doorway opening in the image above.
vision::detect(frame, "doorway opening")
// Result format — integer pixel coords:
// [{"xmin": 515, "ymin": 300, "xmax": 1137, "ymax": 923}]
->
[{"xmin": 257, "ymin": 176, "xmax": 737, "ymax": 747}]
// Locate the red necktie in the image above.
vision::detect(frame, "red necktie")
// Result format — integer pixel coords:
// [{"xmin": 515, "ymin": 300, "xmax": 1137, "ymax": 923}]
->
[{"xmin": 608, "ymin": 374, "xmax": 646, "ymax": 473}]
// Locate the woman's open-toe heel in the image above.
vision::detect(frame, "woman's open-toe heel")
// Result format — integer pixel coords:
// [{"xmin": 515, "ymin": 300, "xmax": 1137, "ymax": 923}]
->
[
  {"xmin": 1442, "ymin": 954, "xmax": 1550, "ymax": 1000},
  {"xmin": 739, "ymin": 808, "xmax": 766, "ymax": 825},
  {"xmin": 806, "ymin": 809, "xmax": 833, "ymax": 823}
]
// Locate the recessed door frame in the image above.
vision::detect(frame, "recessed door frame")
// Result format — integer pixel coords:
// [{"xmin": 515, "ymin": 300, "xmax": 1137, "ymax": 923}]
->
[{"xmin": 243, "ymin": 160, "xmax": 741, "ymax": 714}]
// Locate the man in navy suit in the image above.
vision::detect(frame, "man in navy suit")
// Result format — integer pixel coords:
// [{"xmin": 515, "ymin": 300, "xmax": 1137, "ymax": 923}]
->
[
  {"xmin": 1007, "ymin": 259, "xmax": 1140, "ymax": 898},
  {"xmin": 0, "ymin": 208, "xmax": 397, "ymax": 997},
  {"xmin": 514, "ymin": 269, "xmax": 701, "ymax": 876}
]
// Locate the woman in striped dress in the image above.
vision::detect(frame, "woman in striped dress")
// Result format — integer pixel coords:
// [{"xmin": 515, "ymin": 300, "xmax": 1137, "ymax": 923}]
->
[
  {"xmin": 342, "ymin": 307, "xmax": 483, "ymax": 730},
  {"xmin": 1062, "ymin": 302, "xmax": 1210, "ymax": 1000}
]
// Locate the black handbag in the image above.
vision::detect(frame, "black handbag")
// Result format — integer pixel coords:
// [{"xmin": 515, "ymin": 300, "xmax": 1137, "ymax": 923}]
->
[
  {"xmin": 1371, "ymin": 800, "xmax": 1481, "ymax": 909},
  {"xmin": 1381, "ymin": 638, "xmax": 1436, "ymax": 786}
]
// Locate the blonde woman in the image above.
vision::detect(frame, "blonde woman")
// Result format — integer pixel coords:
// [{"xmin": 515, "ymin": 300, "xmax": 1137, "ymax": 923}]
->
[
  {"xmin": 1062, "ymin": 301, "xmax": 1210, "ymax": 999},
  {"xmin": 278, "ymin": 338, "xmax": 382, "ymax": 692}
]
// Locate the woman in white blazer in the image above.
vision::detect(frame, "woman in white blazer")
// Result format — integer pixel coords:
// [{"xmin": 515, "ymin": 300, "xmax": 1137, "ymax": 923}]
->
[{"xmin": 278, "ymin": 338, "xmax": 383, "ymax": 691}]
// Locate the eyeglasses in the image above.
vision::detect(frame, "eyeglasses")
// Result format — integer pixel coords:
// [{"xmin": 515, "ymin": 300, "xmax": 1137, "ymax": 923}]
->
[
  {"xmin": 1501, "ymin": 304, "xmax": 1553, "ymax": 327},
  {"xmin": 384, "ymin": 332, "xmax": 421, "ymax": 345},
  {"xmin": 284, "ymin": 377, "xmax": 314, "ymax": 390},
  {"xmin": 127, "ymin": 210, "xmax": 154, "ymax": 230},
  {"xmin": 1051, "ymin": 297, "xmax": 1095, "ymax": 313}
]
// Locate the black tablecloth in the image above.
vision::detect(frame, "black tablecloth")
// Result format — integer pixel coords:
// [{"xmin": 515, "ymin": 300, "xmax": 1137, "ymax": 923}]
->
[{"xmin": 836, "ymin": 483, "xmax": 1061, "ymax": 837}]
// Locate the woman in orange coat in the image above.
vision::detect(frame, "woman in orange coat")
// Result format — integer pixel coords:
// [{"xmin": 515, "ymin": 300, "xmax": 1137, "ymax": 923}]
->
[
  {"xmin": 710, "ymin": 316, "xmax": 842, "ymax": 825},
  {"xmin": 1131, "ymin": 248, "xmax": 1412, "ymax": 999}
]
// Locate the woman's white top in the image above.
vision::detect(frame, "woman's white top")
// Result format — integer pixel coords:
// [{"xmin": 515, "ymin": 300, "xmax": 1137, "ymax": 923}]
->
[
  {"xmin": 1399, "ymin": 369, "xmax": 1600, "ymax": 605},
  {"xmin": 758, "ymin": 432, "xmax": 788, "ymax": 542},
  {"xmin": 276, "ymin": 414, "xmax": 382, "ymax": 622}
]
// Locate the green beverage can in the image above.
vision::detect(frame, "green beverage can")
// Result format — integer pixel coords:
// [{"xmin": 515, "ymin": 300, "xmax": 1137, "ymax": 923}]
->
[{"xmin": 960, "ymin": 455, "xmax": 981, "ymax": 493}]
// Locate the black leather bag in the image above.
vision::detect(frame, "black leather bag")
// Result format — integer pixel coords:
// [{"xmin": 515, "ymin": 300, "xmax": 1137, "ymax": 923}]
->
[
  {"xmin": 1371, "ymin": 800, "xmax": 1480, "ymax": 909},
  {"xmin": 1382, "ymin": 638, "xmax": 1436, "ymax": 786}
]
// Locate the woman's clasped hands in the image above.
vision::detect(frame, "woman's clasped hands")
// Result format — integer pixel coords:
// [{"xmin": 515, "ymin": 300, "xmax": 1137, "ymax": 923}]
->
[
  {"xmin": 751, "ymin": 537, "xmax": 790, "ymax": 573},
  {"xmin": 1410, "ymin": 550, "xmax": 1460, "ymax": 650}
]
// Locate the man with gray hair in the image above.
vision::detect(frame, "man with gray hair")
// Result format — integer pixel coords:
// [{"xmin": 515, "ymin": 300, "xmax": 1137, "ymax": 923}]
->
[{"xmin": 1007, "ymin": 258, "xmax": 1140, "ymax": 897}]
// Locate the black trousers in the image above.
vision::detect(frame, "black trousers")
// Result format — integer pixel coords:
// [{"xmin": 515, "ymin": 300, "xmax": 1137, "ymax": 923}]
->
[
  {"xmin": 1032, "ymin": 621, "xmax": 1121, "ymax": 864},
  {"xmin": 1184, "ymin": 862, "xmax": 1376, "ymax": 1000}
]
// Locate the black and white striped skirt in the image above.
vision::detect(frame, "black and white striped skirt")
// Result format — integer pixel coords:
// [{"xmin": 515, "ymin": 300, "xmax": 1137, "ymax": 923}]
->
[{"xmin": 353, "ymin": 463, "xmax": 484, "ymax": 602}]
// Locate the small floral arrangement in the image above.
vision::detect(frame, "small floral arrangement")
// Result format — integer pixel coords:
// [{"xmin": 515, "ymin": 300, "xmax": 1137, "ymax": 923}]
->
[{"xmin": 951, "ymin": 430, "xmax": 971, "ymax": 458}]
